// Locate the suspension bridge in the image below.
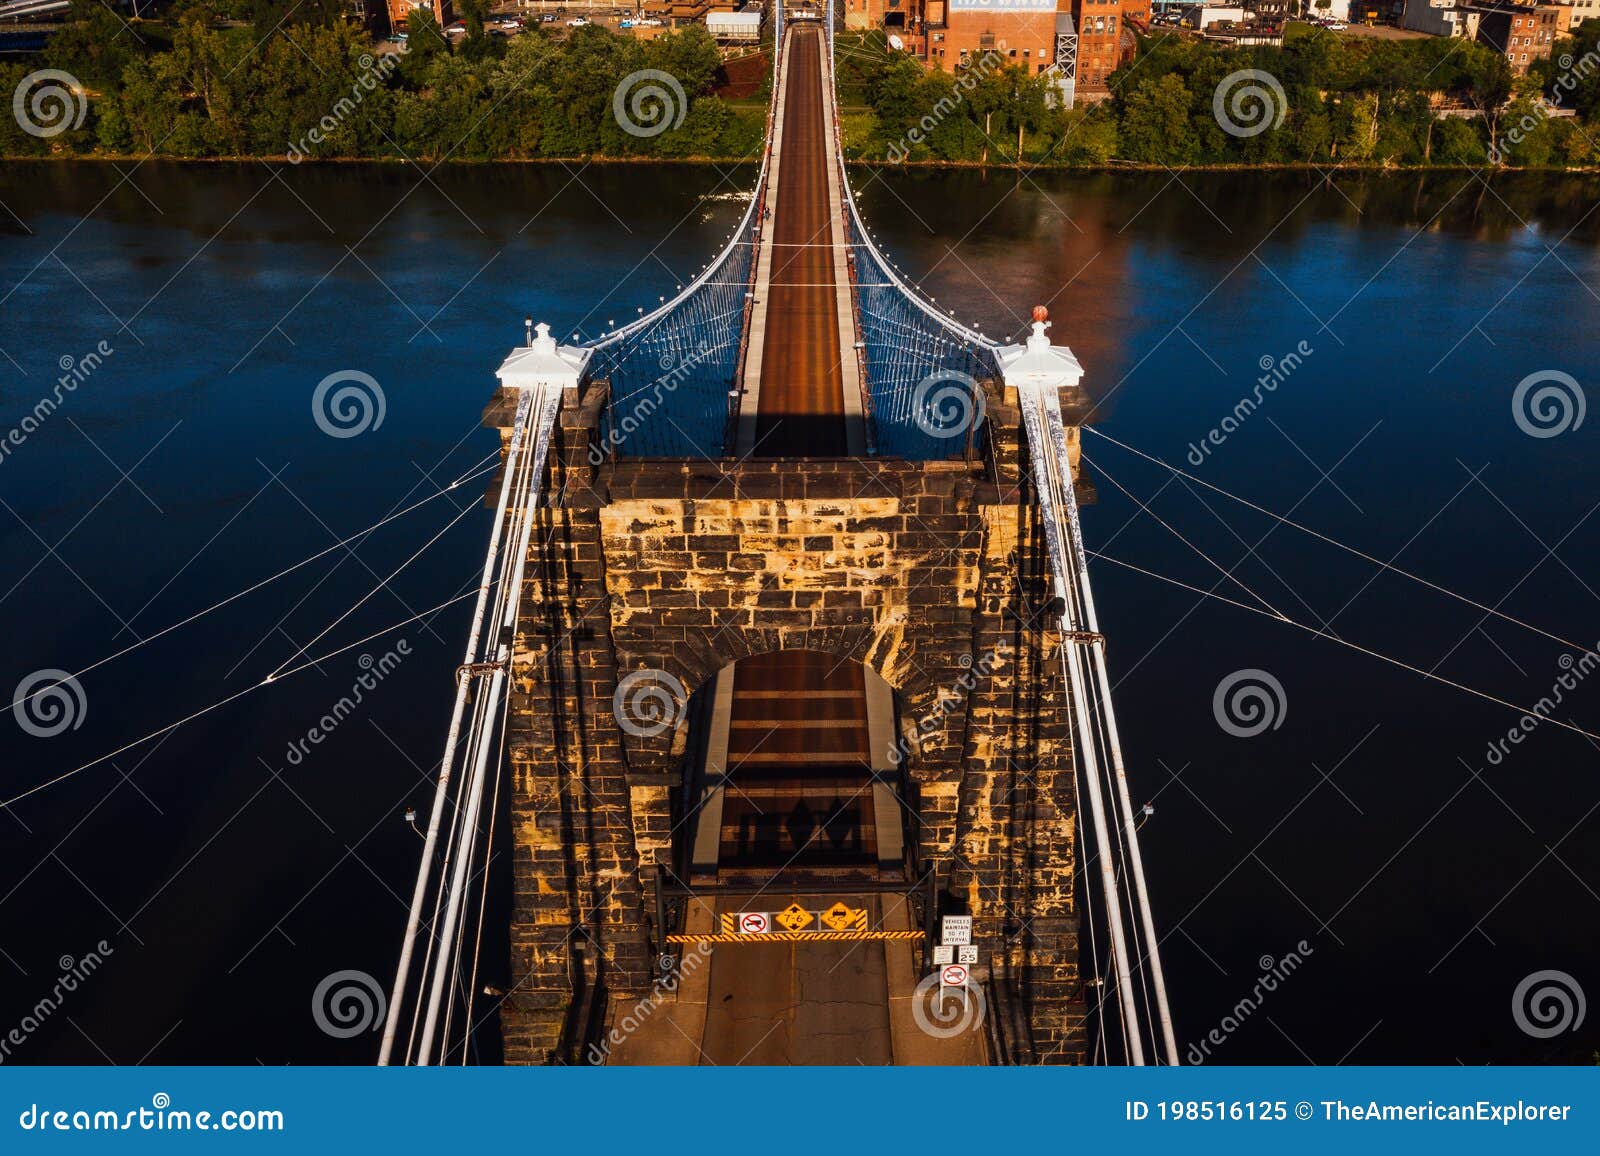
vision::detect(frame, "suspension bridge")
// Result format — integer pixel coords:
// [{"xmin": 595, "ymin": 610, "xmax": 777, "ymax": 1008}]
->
[
  {"xmin": 378, "ymin": 2, "xmax": 1175, "ymax": 1068},
  {"xmin": 5, "ymin": 0, "xmax": 1596, "ymax": 1077}
]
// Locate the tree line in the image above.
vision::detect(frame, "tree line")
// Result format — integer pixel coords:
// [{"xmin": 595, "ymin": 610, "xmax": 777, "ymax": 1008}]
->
[
  {"xmin": 836, "ymin": 24, "xmax": 1600, "ymax": 168},
  {"xmin": 0, "ymin": 0, "xmax": 765, "ymax": 160},
  {"xmin": 6, "ymin": 7, "xmax": 1600, "ymax": 167}
]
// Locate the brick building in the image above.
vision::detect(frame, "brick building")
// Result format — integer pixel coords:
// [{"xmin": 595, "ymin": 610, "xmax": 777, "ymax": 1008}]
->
[
  {"xmin": 1475, "ymin": 0, "xmax": 1565, "ymax": 72},
  {"xmin": 918, "ymin": 0, "xmax": 1064, "ymax": 74},
  {"xmin": 845, "ymin": 0, "xmax": 1139, "ymax": 93},
  {"xmin": 388, "ymin": 0, "xmax": 452, "ymax": 33},
  {"xmin": 1403, "ymin": 0, "xmax": 1569, "ymax": 73},
  {"xmin": 1071, "ymin": 0, "xmax": 1138, "ymax": 89}
]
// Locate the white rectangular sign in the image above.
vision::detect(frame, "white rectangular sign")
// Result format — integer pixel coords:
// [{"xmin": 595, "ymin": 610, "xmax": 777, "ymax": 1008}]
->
[
  {"xmin": 941, "ymin": 915, "xmax": 973, "ymax": 946},
  {"xmin": 957, "ymin": 945, "xmax": 979, "ymax": 965},
  {"xmin": 932, "ymin": 945, "xmax": 954, "ymax": 965}
]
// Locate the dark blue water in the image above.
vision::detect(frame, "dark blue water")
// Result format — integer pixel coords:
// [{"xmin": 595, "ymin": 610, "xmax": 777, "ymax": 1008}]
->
[
  {"xmin": 1, "ymin": 162, "xmax": 1597, "ymax": 1064},
  {"xmin": 0, "ymin": 161, "xmax": 754, "ymax": 1065},
  {"xmin": 868, "ymin": 168, "xmax": 1600, "ymax": 1065}
]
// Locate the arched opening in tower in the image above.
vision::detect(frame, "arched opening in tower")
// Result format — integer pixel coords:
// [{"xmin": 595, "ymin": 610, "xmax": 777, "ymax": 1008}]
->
[{"xmin": 677, "ymin": 649, "xmax": 910, "ymax": 888}]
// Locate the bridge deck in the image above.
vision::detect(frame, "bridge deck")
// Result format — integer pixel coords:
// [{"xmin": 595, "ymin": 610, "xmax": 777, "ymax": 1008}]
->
[{"xmin": 740, "ymin": 24, "xmax": 864, "ymax": 456}]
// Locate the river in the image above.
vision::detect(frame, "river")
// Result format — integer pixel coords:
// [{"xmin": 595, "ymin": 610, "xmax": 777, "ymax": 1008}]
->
[{"xmin": 1, "ymin": 162, "xmax": 1596, "ymax": 1064}]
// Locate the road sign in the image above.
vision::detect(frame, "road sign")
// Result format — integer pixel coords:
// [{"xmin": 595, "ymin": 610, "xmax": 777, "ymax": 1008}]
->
[
  {"xmin": 957, "ymin": 945, "xmax": 978, "ymax": 965},
  {"xmin": 820, "ymin": 902, "xmax": 866, "ymax": 931},
  {"xmin": 738, "ymin": 912, "xmax": 770, "ymax": 935},
  {"xmin": 941, "ymin": 915, "xmax": 972, "ymax": 946},
  {"xmin": 776, "ymin": 903, "xmax": 813, "ymax": 932},
  {"xmin": 932, "ymin": 945, "xmax": 953, "ymax": 965},
  {"xmin": 940, "ymin": 963, "xmax": 969, "ymax": 988}
]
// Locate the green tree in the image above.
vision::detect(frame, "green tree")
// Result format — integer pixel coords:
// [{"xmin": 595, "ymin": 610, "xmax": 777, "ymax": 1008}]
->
[
  {"xmin": 1459, "ymin": 43, "xmax": 1513, "ymax": 160},
  {"xmin": 44, "ymin": 0, "xmax": 142, "ymax": 88},
  {"xmin": 1119, "ymin": 73, "xmax": 1198, "ymax": 163}
]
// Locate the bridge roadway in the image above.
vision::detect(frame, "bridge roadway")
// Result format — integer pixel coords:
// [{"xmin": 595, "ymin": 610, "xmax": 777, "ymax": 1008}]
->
[
  {"xmin": 739, "ymin": 23, "xmax": 865, "ymax": 457},
  {"xmin": 609, "ymin": 22, "xmax": 984, "ymax": 1066}
]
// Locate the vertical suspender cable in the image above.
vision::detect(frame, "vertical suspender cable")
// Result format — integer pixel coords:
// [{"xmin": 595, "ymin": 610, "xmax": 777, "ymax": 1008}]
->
[{"xmin": 379, "ymin": 389, "xmax": 535, "ymax": 1067}]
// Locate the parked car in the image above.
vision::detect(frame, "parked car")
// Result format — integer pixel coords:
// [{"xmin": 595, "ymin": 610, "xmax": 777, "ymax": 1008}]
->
[{"xmin": 566, "ymin": 15, "xmax": 589, "ymax": 25}]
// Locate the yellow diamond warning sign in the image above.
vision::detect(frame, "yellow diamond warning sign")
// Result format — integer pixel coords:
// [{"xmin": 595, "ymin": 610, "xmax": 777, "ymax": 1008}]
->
[
  {"xmin": 819, "ymin": 902, "xmax": 866, "ymax": 932},
  {"xmin": 776, "ymin": 903, "xmax": 813, "ymax": 931}
]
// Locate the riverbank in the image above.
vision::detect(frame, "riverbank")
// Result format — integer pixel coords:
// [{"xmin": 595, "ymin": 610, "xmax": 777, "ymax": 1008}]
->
[
  {"xmin": 4, "ymin": 153, "xmax": 1599, "ymax": 176},
  {"xmin": 7, "ymin": 17, "xmax": 1600, "ymax": 171}
]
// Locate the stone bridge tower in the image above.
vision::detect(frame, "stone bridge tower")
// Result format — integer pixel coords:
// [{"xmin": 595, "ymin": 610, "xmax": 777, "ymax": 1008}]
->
[{"xmin": 485, "ymin": 364, "xmax": 1094, "ymax": 1066}]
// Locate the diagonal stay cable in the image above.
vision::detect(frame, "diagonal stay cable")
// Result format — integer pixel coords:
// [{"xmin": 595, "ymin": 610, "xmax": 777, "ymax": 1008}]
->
[
  {"xmin": 1089, "ymin": 549, "xmax": 1600, "ymax": 744},
  {"xmin": 1, "ymin": 591, "xmax": 479, "ymax": 813},
  {"xmin": 1085, "ymin": 449, "xmax": 1289, "ymax": 622},
  {"xmin": 263, "ymin": 489, "xmax": 485, "ymax": 682},
  {"xmin": 1084, "ymin": 425, "xmax": 1593, "ymax": 654},
  {"xmin": 8, "ymin": 455, "xmax": 500, "ymax": 717}
]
